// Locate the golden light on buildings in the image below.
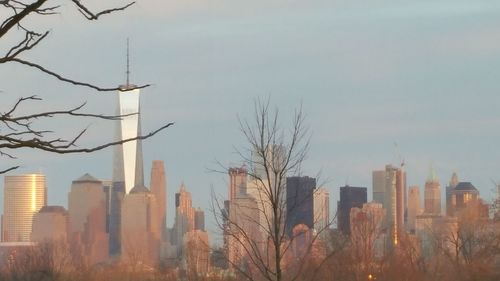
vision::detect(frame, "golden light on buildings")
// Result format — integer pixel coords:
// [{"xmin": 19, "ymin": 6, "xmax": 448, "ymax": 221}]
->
[{"xmin": 31, "ymin": 174, "xmax": 37, "ymax": 211}]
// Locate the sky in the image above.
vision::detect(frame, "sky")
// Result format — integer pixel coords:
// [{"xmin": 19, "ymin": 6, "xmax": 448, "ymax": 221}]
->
[{"xmin": 1, "ymin": 0, "xmax": 500, "ymax": 237}]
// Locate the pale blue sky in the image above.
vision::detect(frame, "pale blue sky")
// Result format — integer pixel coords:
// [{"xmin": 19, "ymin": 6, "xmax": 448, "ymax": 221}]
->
[{"xmin": 1, "ymin": 0, "xmax": 500, "ymax": 234}]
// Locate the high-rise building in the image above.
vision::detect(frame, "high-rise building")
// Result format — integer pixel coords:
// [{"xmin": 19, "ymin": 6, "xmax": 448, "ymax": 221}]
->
[
  {"xmin": 424, "ymin": 169, "xmax": 441, "ymax": 215},
  {"xmin": 68, "ymin": 174, "xmax": 109, "ymax": 264},
  {"xmin": 314, "ymin": 187, "xmax": 330, "ymax": 235},
  {"xmin": 446, "ymin": 172, "xmax": 459, "ymax": 216},
  {"xmin": 450, "ymin": 182, "xmax": 480, "ymax": 216},
  {"xmin": 150, "ymin": 160, "xmax": 167, "ymax": 240},
  {"xmin": 407, "ymin": 186, "xmax": 421, "ymax": 233},
  {"xmin": 372, "ymin": 170, "xmax": 386, "ymax": 205},
  {"xmin": 337, "ymin": 185, "xmax": 367, "ymax": 235},
  {"xmin": 194, "ymin": 208, "xmax": 205, "ymax": 231},
  {"xmin": 229, "ymin": 167, "xmax": 247, "ymax": 200},
  {"xmin": 286, "ymin": 176, "xmax": 316, "ymax": 236},
  {"xmin": 350, "ymin": 202, "xmax": 386, "ymax": 261},
  {"xmin": 377, "ymin": 165, "xmax": 405, "ymax": 248},
  {"xmin": 31, "ymin": 206, "xmax": 68, "ymax": 242},
  {"xmin": 173, "ymin": 183, "xmax": 194, "ymax": 251},
  {"xmin": 2, "ymin": 174, "xmax": 46, "ymax": 242},
  {"xmin": 121, "ymin": 184, "xmax": 160, "ymax": 267},
  {"xmin": 109, "ymin": 72, "xmax": 145, "ymax": 256},
  {"xmin": 183, "ymin": 230, "xmax": 210, "ymax": 276}
]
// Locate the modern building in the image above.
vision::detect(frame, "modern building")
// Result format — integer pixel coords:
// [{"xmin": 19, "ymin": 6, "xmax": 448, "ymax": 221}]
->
[
  {"xmin": 424, "ymin": 169, "xmax": 441, "ymax": 215},
  {"xmin": 375, "ymin": 165, "xmax": 406, "ymax": 248},
  {"xmin": 314, "ymin": 187, "xmax": 330, "ymax": 235},
  {"xmin": 350, "ymin": 202, "xmax": 386, "ymax": 261},
  {"xmin": 228, "ymin": 167, "xmax": 247, "ymax": 200},
  {"xmin": 173, "ymin": 183, "xmax": 195, "ymax": 252},
  {"xmin": 372, "ymin": 170, "xmax": 386, "ymax": 205},
  {"xmin": 121, "ymin": 184, "xmax": 160, "ymax": 267},
  {"xmin": 407, "ymin": 186, "xmax": 421, "ymax": 233},
  {"xmin": 286, "ymin": 176, "xmax": 316, "ymax": 236},
  {"xmin": 31, "ymin": 205, "xmax": 68, "ymax": 242},
  {"xmin": 337, "ymin": 185, "xmax": 367, "ymax": 235},
  {"xmin": 109, "ymin": 74, "xmax": 145, "ymax": 256},
  {"xmin": 446, "ymin": 172, "xmax": 459, "ymax": 216},
  {"xmin": 183, "ymin": 230, "xmax": 210, "ymax": 277},
  {"xmin": 68, "ymin": 174, "xmax": 109, "ymax": 265},
  {"xmin": 450, "ymin": 182, "xmax": 480, "ymax": 216},
  {"xmin": 150, "ymin": 160, "xmax": 167, "ymax": 241},
  {"xmin": 2, "ymin": 174, "xmax": 46, "ymax": 242},
  {"xmin": 194, "ymin": 208, "xmax": 205, "ymax": 231}
]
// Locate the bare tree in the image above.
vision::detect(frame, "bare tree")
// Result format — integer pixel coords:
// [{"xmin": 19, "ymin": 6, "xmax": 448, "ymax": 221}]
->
[
  {"xmin": 212, "ymin": 98, "xmax": 335, "ymax": 281},
  {"xmin": 0, "ymin": 1, "xmax": 172, "ymax": 174}
]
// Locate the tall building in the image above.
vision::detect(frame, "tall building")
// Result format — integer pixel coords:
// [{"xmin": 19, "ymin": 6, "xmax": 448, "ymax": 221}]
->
[
  {"xmin": 424, "ymin": 169, "xmax": 441, "ymax": 215},
  {"xmin": 109, "ymin": 70, "xmax": 145, "ymax": 255},
  {"xmin": 2, "ymin": 174, "xmax": 46, "ymax": 242},
  {"xmin": 121, "ymin": 184, "xmax": 160, "ymax": 267},
  {"xmin": 407, "ymin": 186, "xmax": 421, "ymax": 233},
  {"xmin": 372, "ymin": 170, "xmax": 386, "ymax": 205},
  {"xmin": 446, "ymin": 172, "xmax": 459, "ymax": 216},
  {"xmin": 68, "ymin": 174, "xmax": 109, "ymax": 265},
  {"xmin": 350, "ymin": 202, "xmax": 386, "ymax": 261},
  {"xmin": 450, "ymin": 182, "xmax": 480, "ymax": 215},
  {"xmin": 314, "ymin": 187, "xmax": 330, "ymax": 235},
  {"xmin": 194, "ymin": 208, "xmax": 205, "ymax": 231},
  {"xmin": 173, "ymin": 183, "xmax": 194, "ymax": 252},
  {"xmin": 377, "ymin": 165, "xmax": 405, "ymax": 247},
  {"xmin": 286, "ymin": 176, "xmax": 316, "ymax": 236},
  {"xmin": 31, "ymin": 206, "xmax": 68, "ymax": 242},
  {"xmin": 229, "ymin": 167, "xmax": 247, "ymax": 200},
  {"xmin": 337, "ymin": 185, "xmax": 367, "ymax": 235},
  {"xmin": 183, "ymin": 230, "xmax": 210, "ymax": 276},
  {"xmin": 150, "ymin": 160, "xmax": 167, "ymax": 240}
]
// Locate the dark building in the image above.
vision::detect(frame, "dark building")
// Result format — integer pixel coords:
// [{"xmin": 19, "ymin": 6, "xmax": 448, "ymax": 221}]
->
[
  {"xmin": 195, "ymin": 208, "xmax": 205, "ymax": 231},
  {"xmin": 338, "ymin": 185, "xmax": 367, "ymax": 235},
  {"xmin": 286, "ymin": 176, "xmax": 316, "ymax": 236},
  {"xmin": 451, "ymin": 182, "xmax": 480, "ymax": 215}
]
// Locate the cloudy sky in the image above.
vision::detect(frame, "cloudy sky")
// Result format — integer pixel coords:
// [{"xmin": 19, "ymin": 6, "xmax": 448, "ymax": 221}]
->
[{"xmin": 2, "ymin": 0, "xmax": 500, "ymax": 233}]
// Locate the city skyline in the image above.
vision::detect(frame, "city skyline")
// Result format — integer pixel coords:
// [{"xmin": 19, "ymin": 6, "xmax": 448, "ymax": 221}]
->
[{"xmin": 1, "ymin": 0, "xmax": 500, "ymax": 234}]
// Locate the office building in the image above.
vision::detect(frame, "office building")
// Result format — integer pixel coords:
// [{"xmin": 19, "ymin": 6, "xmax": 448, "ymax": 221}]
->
[
  {"xmin": 150, "ymin": 160, "xmax": 167, "ymax": 240},
  {"xmin": 372, "ymin": 170, "xmax": 386, "ymax": 205},
  {"xmin": 121, "ymin": 184, "xmax": 160, "ymax": 267},
  {"xmin": 314, "ymin": 187, "xmax": 330, "ymax": 235},
  {"xmin": 229, "ymin": 167, "xmax": 247, "ymax": 200},
  {"xmin": 194, "ymin": 208, "xmax": 205, "ymax": 231},
  {"xmin": 173, "ymin": 183, "xmax": 195, "ymax": 251},
  {"xmin": 446, "ymin": 172, "xmax": 459, "ymax": 216},
  {"xmin": 337, "ymin": 185, "xmax": 367, "ymax": 235},
  {"xmin": 450, "ymin": 182, "xmax": 480, "ymax": 215},
  {"xmin": 286, "ymin": 176, "xmax": 316, "ymax": 236},
  {"xmin": 31, "ymin": 205, "xmax": 68, "ymax": 242},
  {"xmin": 2, "ymin": 174, "xmax": 46, "ymax": 242},
  {"xmin": 407, "ymin": 186, "xmax": 421, "ymax": 233},
  {"xmin": 68, "ymin": 174, "xmax": 108, "ymax": 264},
  {"xmin": 376, "ymin": 165, "xmax": 405, "ymax": 247},
  {"xmin": 424, "ymin": 170, "xmax": 441, "ymax": 215}
]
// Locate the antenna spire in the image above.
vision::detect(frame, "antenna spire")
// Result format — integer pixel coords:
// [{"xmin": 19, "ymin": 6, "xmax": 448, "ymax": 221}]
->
[{"xmin": 126, "ymin": 38, "xmax": 130, "ymax": 86}]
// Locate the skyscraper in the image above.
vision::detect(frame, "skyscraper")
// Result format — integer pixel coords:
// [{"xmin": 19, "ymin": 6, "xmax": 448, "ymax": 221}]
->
[
  {"xmin": 286, "ymin": 176, "xmax": 316, "ymax": 236},
  {"xmin": 3, "ymin": 174, "xmax": 46, "ymax": 242},
  {"xmin": 338, "ymin": 185, "xmax": 367, "ymax": 235},
  {"xmin": 194, "ymin": 208, "xmax": 205, "ymax": 231},
  {"xmin": 173, "ymin": 183, "xmax": 194, "ymax": 253},
  {"xmin": 31, "ymin": 206, "xmax": 68, "ymax": 242},
  {"xmin": 109, "ymin": 56, "xmax": 145, "ymax": 255},
  {"xmin": 150, "ymin": 160, "xmax": 167, "ymax": 240},
  {"xmin": 372, "ymin": 170, "xmax": 386, "ymax": 205},
  {"xmin": 450, "ymin": 182, "xmax": 480, "ymax": 215},
  {"xmin": 424, "ymin": 170, "xmax": 441, "ymax": 215},
  {"xmin": 121, "ymin": 184, "xmax": 160, "ymax": 267},
  {"xmin": 313, "ymin": 187, "xmax": 330, "ymax": 235},
  {"xmin": 446, "ymin": 172, "xmax": 459, "ymax": 216},
  {"xmin": 68, "ymin": 174, "xmax": 109, "ymax": 264},
  {"xmin": 112, "ymin": 84, "xmax": 144, "ymax": 194},
  {"xmin": 376, "ymin": 165, "xmax": 405, "ymax": 247},
  {"xmin": 407, "ymin": 186, "xmax": 421, "ymax": 233},
  {"xmin": 228, "ymin": 167, "xmax": 247, "ymax": 200}
]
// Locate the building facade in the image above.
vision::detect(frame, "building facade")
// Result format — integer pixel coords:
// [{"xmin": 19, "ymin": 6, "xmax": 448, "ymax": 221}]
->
[
  {"xmin": 2, "ymin": 174, "xmax": 46, "ymax": 242},
  {"xmin": 286, "ymin": 176, "xmax": 316, "ymax": 236},
  {"xmin": 337, "ymin": 185, "xmax": 367, "ymax": 235}
]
